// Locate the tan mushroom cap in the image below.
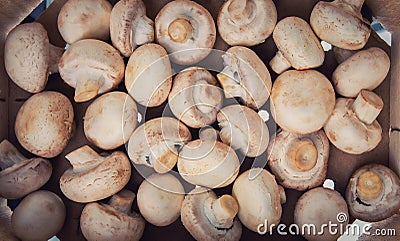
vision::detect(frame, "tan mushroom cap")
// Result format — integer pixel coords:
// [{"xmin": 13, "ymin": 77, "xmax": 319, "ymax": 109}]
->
[
  {"xmin": 270, "ymin": 70, "xmax": 335, "ymax": 134},
  {"xmin": 11, "ymin": 190, "xmax": 66, "ymax": 241},
  {"xmin": 268, "ymin": 130, "xmax": 329, "ymax": 191},
  {"xmin": 80, "ymin": 189, "xmax": 145, "ymax": 241},
  {"xmin": 155, "ymin": 0, "xmax": 216, "ymax": 65},
  {"xmin": 346, "ymin": 164, "xmax": 400, "ymax": 222},
  {"xmin": 57, "ymin": 0, "xmax": 112, "ymax": 44},
  {"xmin": 60, "ymin": 145, "xmax": 131, "ymax": 203},
  {"xmin": 217, "ymin": 0, "xmax": 277, "ymax": 46},
  {"xmin": 15, "ymin": 91, "xmax": 74, "ymax": 158},
  {"xmin": 110, "ymin": 0, "xmax": 154, "ymax": 57},
  {"xmin": 0, "ymin": 198, "xmax": 19, "ymax": 241}
]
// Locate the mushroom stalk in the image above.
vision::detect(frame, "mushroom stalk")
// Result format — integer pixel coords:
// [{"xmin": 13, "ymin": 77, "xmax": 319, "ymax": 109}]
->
[
  {"xmin": 108, "ymin": 190, "xmax": 135, "ymax": 214},
  {"xmin": 0, "ymin": 140, "xmax": 26, "ymax": 170},
  {"xmin": 217, "ymin": 67, "xmax": 244, "ymax": 98},
  {"xmin": 148, "ymin": 142, "xmax": 179, "ymax": 174},
  {"xmin": 65, "ymin": 145, "xmax": 103, "ymax": 172},
  {"xmin": 49, "ymin": 45, "xmax": 64, "ymax": 74},
  {"xmin": 352, "ymin": 90, "xmax": 383, "ymax": 125},
  {"xmin": 269, "ymin": 51, "xmax": 291, "ymax": 74},
  {"xmin": 74, "ymin": 78, "xmax": 101, "ymax": 102},
  {"xmin": 336, "ymin": 0, "xmax": 364, "ymax": 12},
  {"xmin": 193, "ymin": 79, "xmax": 221, "ymax": 114},
  {"xmin": 356, "ymin": 171, "xmax": 384, "ymax": 203},
  {"xmin": 287, "ymin": 138, "xmax": 318, "ymax": 172},
  {"xmin": 168, "ymin": 18, "xmax": 193, "ymax": 43},
  {"xmin": 204, "ymin": 195, "xmax": 239, "ymax": 229},
  {"xmin": 228, "ymin": 0, "xmax": 255, "ymax": 25},
  {"xmin": 133, "ymin": 16, "xmax": 154, "ymax": 46}
]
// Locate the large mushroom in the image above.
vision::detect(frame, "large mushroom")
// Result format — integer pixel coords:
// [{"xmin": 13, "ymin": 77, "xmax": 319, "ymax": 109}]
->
[{"xmin": 0, "ymin": 198, "xmax": 19, "ymax": 241}]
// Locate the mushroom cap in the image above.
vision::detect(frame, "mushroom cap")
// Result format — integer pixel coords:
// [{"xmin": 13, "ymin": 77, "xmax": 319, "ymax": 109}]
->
[
  {"xmin": 323, "ymin": 98, "xmax": 382, "ymax": 154},
  {"xmin": 125, "ymin": 43, "xmax": 172, "ymax": 107},
  {"xmin": 232, "ymin": 168, "xmax": 282, "ymax": 232},
  {"xmin": 57, "ymin": 0, "xmax": 112, "ymax": 44},
  {"xmin": 294, "ymin": 187, "xmax": 349, "ymax": 241},
  {"xmin": 217, "ymin": 0, "xmax": 277, "ymax": 46},
  {"xmin": 155, "ymin": 0, "xmax": 216, "ymax": 65},
  {"xmin": 346, "ymin": 164, "xmax": 400, "ymax": 222},
  {"xmin": 333, "ymin": 47, "xmax": 390, "ymax": 98},
  {"xmin": 181, "ymin": 187, "xmax": 242, "ymax": 241},
  {"xmin": 0, "ymin": 198, "xmax": 19, "ymax": 241},
  {"xmin": 84, "ymin": 91, "xmax": 138, "ymax": 150},
  {"xmin": 15, "ymin": 91, "xmax": 74, "ymax": 158},
  {"xmin": 11, "ymin": 190, "xmax": 66, "ymax": 241},
  {"xmin": 137, "ymin": 173, "xmax": 184, "ymax": 226},
  {"xmin": 268, "ymin": 130, "xmax": 329, "ymax": 191},
  {"xmin": 217, "ymin": 104, "xmax": 269, "ymax": 157},
  {"xmin": 270, "ymin": 70, "xmax": 335, "ymax": 134},
  {"xmin": 178, "ymin": 140, "xmax": 240, "ymax": 188}
]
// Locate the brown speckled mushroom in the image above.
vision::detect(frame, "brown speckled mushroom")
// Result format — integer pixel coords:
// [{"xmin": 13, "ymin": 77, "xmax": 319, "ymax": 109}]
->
[
  {"xmin": 60, "ymin": 145, "xmax": 131, "ymax": 203},
  {"xmin": 0, "ymin": 198, "xmax": 19, "ymax": 241},
  {"xmin": 181, "ymin": 187, "xmax": 242, "ymax": 241},
  {"xmin": 346, "ymin": 164, "xmax": 400, "ymax": 222},
  {"xmin": 80, "ymin": 189, "xmax": 145, "ymax": 241},
  {"xmin": 15, "ymin": 91, "xmax": 74, "ymax": 158}
]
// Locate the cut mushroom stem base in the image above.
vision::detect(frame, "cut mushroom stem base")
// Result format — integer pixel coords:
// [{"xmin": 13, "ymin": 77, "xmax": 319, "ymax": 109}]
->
[
  {"xmin": 74, "ymin": 79, "xmax": 101, "ymax": 102},
  {"xmin": 269, "ymin": 51, "xmax": 291, "ymax": 74},
  {"xmin": 168, "ymin": 18, "xmax": 193, "ymax": 43},
  {"xmin": 287, "ymin": 138, "xmax": 318, "ymax": 172},
  {"xmin": 0, "ymin": 140, "xmax": 26, "ymax": 169},
  {"xmin": 65, "ymin": 145, "xmax": 102, "ymax": 172},
  {"xmin": 108, "ymin": 190, "xmax": 136, "ymax": 214},
  {"xmin": 204, "ymin": 194, "xmax": 239, "ymax": 229},
  {"xmin": 49, "ymin": 45, "xmax": 64, "ymax": 74},
  {"xmin": 352, "ymin": 90, "xmax": 383, "ymax": 125},
  {"xmin": 356, "ymin": 171, "xmax": 384, "ymax": 203},
  {"xmin": 133, "ymin": 16, "xmax": 154, "ymax": 46}
]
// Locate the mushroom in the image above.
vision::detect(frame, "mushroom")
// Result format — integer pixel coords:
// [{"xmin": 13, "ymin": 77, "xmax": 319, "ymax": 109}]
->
[
  {"xmin": 110, "ymin": 0, "xmax": 154, "ymax": 57},
  {"xmin": 324, "ymin": 90, "xmax": 383, "ymax": 154},
  {"xmin": 181, "ymin": 186, "xmax": 242, "ymax": 241},
  {"xmin": 217, "ymin": 104, "xmax": 269, "ymax": 157},
  {"xmin": 217, "ymin": 0, "xmax": 277, "ymax": 46},
  {"xmin": 4, "ymin": 22, "xmax": 63, "ymax": 93},
  {"xmin": 332, "ymin": 47, "xmax": 390, "ymax": 98},
  {"xmin": 217, "ymin": 46, "xmax": 272, "ymax": 109},
  {"xmin": 333, "ymin": 47, "xmax": 356, "ymax": 64},
  {"xmin": 232, "ymin": 168, "xmax": 284, "ymax": 232},
  {"xmin": 84, "ymin": 91, "xmax": 138, "ymax": 150},
  {"xmin": 57, "ymin": 0, "xmax": 112, "ymax": 44},
  {"xmin": 267, "ymin": 130, "xmax": 329, "ymax": 190},
  {"xmin": 80, "ymin": 189, "xmax": 145, "ymax": 241},
  {"xmin": 15, "ymin": 91, "xmax": 74, "ymax": 158},
  {"xmin": 346, "ymin": 164, "xmax": 400, "ymax": 222},
  {"xmin": 310, "ymin": 0, "xmax": 371, "ymax": 50},
  {"xmin": 125, "ymin": 43, "xmax": 172, "ymax": 107},
  {"xmin": 270, "ymin": 70, "xmax": 335, "ymax": 134},
  {"xmin": 155, "ymin": 0, "xmax": 216, "ymax": 65},
  {"xmin": 60, "ymin": 145, "xmax": 131, "ymax": 203},
  {"xmin": 128, "ymin": 117, "xmax": 191, "ymax": 174},
  {"xmin": 199, "ymin": 126, "xmax": 220, "ymax": 142},
  {"xmin": 270, "ymin": 16, "xmax": 325, "ymax": 74},
  {"xmin": 0, "ymin": 140, "xmax": 52, "ymax": 199},
  {"xmin": 58, "ymin": 39, "xmax": 125, "ymax": 102},
  {"xmin": 0, "ymin": 198, "xmax": 19, "ymax": 241},
  {"xmin": 177, "ymin": 140, "xmax": 240, "ymax": 188},
  {"xmin": 294, "ymin": 187, "xmax": 349, "ymax": 241},
  {"xmin": 168, "ymin": 67, "xmax": 223, "ymax": 128},
  {"xmin": 11, "ymin": 190, "xmax": 66, "ymax": 241},
  {"xmin": 137, "ymin": 173, "xmax": 184, "ymax": 226}
]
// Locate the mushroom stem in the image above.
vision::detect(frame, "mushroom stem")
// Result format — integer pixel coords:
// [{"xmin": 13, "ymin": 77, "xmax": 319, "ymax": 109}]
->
[
  {"xmin": 356, "ymin": 171, "xmax": 384, "ymax": 203},
  {"xmin": 217, "ymin": 67, "xmax": 244, "ymax": 98},
  {"xmin": 227, "ymin": 0, "xmax": 255, "ymax": 25},
  {"xmin": 269, "ymin": 51, "xmax": 291, "ymax": 74},
  {"xmin": 74, "ymin": 78, "xmax": 100, "ymax": 102},
  {"xmin": 204, "ymin": 195, "xmax": 239, "ymax": 229},
  {"xmin": 168, "ymin": 18, "xmax": 193, "ymax": 43},
  {"xmin": 193, "ymin": 80, "xmax": 221, "ymax": 114},
  {"xmin": 149, "ymin": 142, "xmax": 179, "ymax": 174},
  {"xmin": 65, "ymin": 145, "xmax": 103, "ymax": 173},
  {"xmin": 352, "ymin": 90, "xmax": 383, "ymax": 125},
  {"xmin": 48, "ymin": 45, "xmax": 64, "ymax": 74},
  {"xmin": 335, "ymin": 0, "xmax": 365, "ymax": 12},
  {"xmin": 287, "ymin": 138, "xmax": 318, "ymax": 172},
  {"xmin": 0, "ymin": 140, "xmax": 26, "ymax": 170},
  {"xmin": 133, "ymin": 16, "xmax": 154, "ymax": 46},
  {"xmin": 108, "ymin": 189, "xmax": 135, "ymax": 214}
]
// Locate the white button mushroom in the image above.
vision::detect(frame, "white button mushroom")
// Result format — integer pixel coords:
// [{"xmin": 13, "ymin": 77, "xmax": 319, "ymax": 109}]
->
[
  {"xmin": 84, "ymin": 91, "xmax": 138, "ymax": 150},
  {"xmin": 60, "ymin": 145, "xmax": 131, "ymax": 203},
  {"xmin": 0, "ymin": 198, "xmax": 19, "ymax": 241},
  {"xmin": 155, "ymin": 0, "xmax": 216, "ymax": 65},
  {"xmin": 58, "ymin": 39, "xmax": 125, "ymax": 102},
  {"xmin": 217, "ymin": 0, "xmax": 277, "ymax": 46},
  {"xmin": 110, "ymin": 0, "xmax": 154, "ymax": 57},
  {"xmin": 14, "ymin": 91, "xmax": 74, "ymax": 158}
]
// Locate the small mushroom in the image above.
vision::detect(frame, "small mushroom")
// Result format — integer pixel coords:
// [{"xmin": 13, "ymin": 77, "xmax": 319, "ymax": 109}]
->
[
  {"xmin": 181, "ymin": 187, "xmax": 242, "ymax": 241},
  {"xmin": 0, "ymin": 140, "xmax": 52, "ymax": 199},
  {"xmin": 168, "ymin": 67, "xmax": 223, "ymax": 128},
  {"xmin": 270, "ymin": 70, "xmax": 335, "ymax": 134},
  {"xmin": 125, "ymin": 43, "xmax": 172, "ymax": 107},
  {"xmin": 232, "ymin": 168, "xmax": 283, "ymax": 232},
  {"xmin": 4, "ymin": 22, "xmax": 63, "ymax": 93},
  {"xmin": 270, "ymin": 16, "xmax": 325, "ymax": 74},
  {"xmin": 217, "ymin": 46, "xmax": 272, "ymax": 109},
  {"xmin": 310, "ymin": 0, "xmax": 371, "ymax": 50},
  {"xmin": 333, "ymin": 47, "xmax": 390, "ymax": 98},
  {"xmin": 80, "ymin": 189, "xmax": 145, "ymax": 241},
  {"xmin": 155, "ymin": 0, "xmax": 216, "ymax": 64},
  {"xmin": 58, "ymin": 39, "xmax": 125, "ymax": 102},
  {"xmin": 15, "ymin": 91, "xmax": 74, "ymax": 158},
  {"xmin": 217, "ymin": 0, "xmax": 277, "ymax": 46},
  {"xmin": 324, "ymin": 91, "xmax": 383, "ymax": 154},
  {"xmin": 294, "ymin": 187, "xmax": 349, "ymax": 241},
  {"xmin": 137, "ymin": 173, "xmax": 184, "ymax": 226},
  {"xmin": 57, "ymin": 0, "xmax": 112, "ymax": 44},
  {"xmin": 11, "ymin": 190, "xmax": 66, "ymax": 241},
  {"xmin": 346, "ymin": 164, "xmax": 400, "ymax": 222},
  {"xmin": 84, "ymin": 91, "xmax": 138, "ymax": 150},
  {"xmin": 60, "ymin": 145, "xmax": 131, "ymax": 203},
  {"xmin": 267, "ymin": 130, "xmax": 329, "ymax": 190},
  {"xmin": 128, "ymin": 117, "xmax": 191, "ymax": 173},
  {"xmin": 217, "ymin": 104, "xmax": 269, "ymax": 157},
  {"xmin": 110, "ymin": 0, "xmax": 154, "ymax": 57}
]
